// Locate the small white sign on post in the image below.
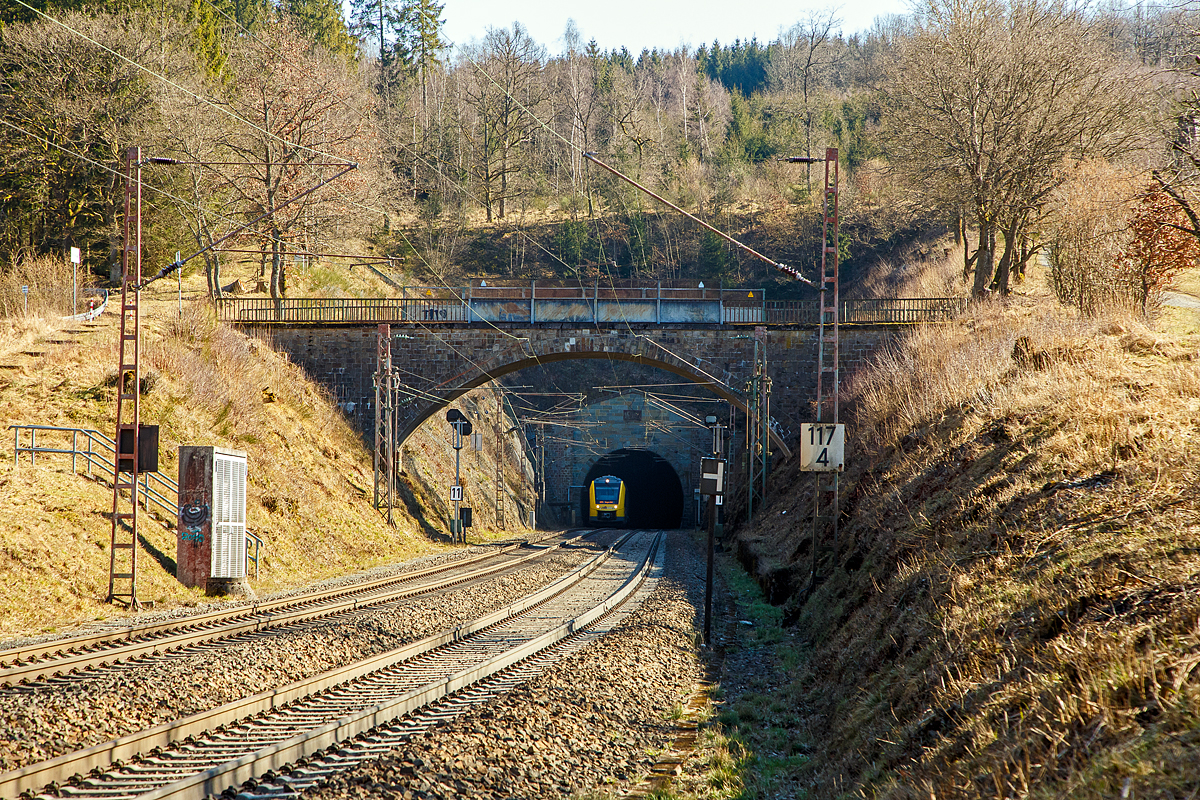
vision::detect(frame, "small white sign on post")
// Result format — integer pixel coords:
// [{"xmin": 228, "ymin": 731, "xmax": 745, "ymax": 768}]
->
[
  {"xmin": 450, "ymin": 484, "xmax": 463, "ymax": 502},
  {"xmin": 70, "ymin": 248, "xmax": 80, "ymax": 315},
  {"xmin": 800, "ymin": 423, "xmax": 845, "ymax": 472},
  {"xmin": 471, "ymin": 432, "xmax": 483, "ymax": 451}
]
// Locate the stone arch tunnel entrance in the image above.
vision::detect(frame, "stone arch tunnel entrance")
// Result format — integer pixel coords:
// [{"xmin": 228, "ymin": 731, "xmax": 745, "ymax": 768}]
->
[{"xmin": 582, "ymin": 449, "xmax": 684, "ymax": 529}]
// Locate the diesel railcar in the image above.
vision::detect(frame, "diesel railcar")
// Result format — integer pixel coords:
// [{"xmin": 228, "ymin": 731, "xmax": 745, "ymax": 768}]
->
[{"xmin": 588, "ymin": 475, "xmax": 626, "ymax": 526}]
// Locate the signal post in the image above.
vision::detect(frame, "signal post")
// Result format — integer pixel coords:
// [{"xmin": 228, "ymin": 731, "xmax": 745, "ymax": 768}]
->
[{"xmin": 700, "ymin": 415, "xmax": 726, "ymax": 646}]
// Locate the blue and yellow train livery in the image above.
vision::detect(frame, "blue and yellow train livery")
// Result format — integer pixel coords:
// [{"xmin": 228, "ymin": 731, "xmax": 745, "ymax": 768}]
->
[{"xmin": 588, "ymin": 475, "xmax": 626, "ymax": 526}]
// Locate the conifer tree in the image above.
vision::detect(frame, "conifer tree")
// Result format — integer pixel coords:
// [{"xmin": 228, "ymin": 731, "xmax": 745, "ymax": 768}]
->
[
  {"xmin": 348, "ymin": 0, "xmax": 401, "ymax": 65},
  {"xmin": 285, "ymin": 0, "xmax": 356, "ymax": 60}
]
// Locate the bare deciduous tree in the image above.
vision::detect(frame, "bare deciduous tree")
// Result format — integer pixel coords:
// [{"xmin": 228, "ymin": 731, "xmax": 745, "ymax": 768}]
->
[
  {"xmin": 768, "ymin": 8, "xmax": 842, "ymax": 183},
  {"xmin": 885, "ymin": 0, "xmax": 1149, "ymax": 297},
  {"xmin": 221, "ymin": 19, "xmax": 375, "ymax": 298},
  {"xmin": 461, "ymin": 23, "xmax": 547, "ymax": 222}
]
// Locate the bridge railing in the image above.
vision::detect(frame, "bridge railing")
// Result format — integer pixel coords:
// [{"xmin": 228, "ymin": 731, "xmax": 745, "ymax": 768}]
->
[{"xmin": 215, "ymin": 289, "xmax": 967, "ymax": 326}]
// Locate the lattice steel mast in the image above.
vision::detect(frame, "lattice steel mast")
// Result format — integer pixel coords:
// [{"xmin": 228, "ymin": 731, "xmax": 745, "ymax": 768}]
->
[
  {"xmin": 811, "ymin": 148, "xmax": 841, "ymax": 585},
  {"xmin": 373, "ymin": 324, "xmax": 395, "ymax": 526},
  {"xmin": 494, "ymin": 387, "xmax": 506, "ymax": 530},
  {"xmin": 745, "ymin": 330, "xmax": 771, "ymax": 523},
  {"xmin": 107, "ymin": 147, "xmax": 143, "ymax": 608}
]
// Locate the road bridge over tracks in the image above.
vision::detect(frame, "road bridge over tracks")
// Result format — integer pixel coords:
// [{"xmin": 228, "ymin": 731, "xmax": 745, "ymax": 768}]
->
[{"xmin": 217, "ymin": 284, "xmax": 964, "ymax": 451}]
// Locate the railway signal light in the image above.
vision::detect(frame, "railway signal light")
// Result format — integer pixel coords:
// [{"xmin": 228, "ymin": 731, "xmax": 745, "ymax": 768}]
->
[{"xmin": 446, "ymin": 409, "xmax": 472, "ymax": 543}]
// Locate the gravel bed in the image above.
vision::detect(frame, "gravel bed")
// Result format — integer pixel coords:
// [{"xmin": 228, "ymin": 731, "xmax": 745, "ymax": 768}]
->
[
  {"xmin": 305, "ymin": 530, "xmax": 707, "ymax": 800},
  {"xmin": 0, "ymin": 536, "xmax": 550, "ymax": 653},
  {"xmin": 0, "ymin": 545, "xmax": 599, "ymax": 771}
]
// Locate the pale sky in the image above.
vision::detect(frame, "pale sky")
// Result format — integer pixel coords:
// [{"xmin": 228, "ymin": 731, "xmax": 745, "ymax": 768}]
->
[{"xmin": 439, "ymin": 0, "xmax": 914, "ymax": 56}]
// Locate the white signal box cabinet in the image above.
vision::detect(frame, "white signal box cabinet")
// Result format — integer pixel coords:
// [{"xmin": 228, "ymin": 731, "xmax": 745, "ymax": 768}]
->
[{"xmin": 799, "ymin": 423, "xmax": 845, "ymax": 472}]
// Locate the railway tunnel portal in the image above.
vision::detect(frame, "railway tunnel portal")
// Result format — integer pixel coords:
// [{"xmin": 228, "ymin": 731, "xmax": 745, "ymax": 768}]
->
[{"xmin": 539, "ymin": 394, "xmax": 702, "ymax": 529}]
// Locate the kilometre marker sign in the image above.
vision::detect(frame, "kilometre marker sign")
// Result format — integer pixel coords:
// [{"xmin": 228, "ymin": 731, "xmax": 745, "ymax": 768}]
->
[{"xmin": 800, "ymin": 423, "xmax": 845, "ymax": 472}]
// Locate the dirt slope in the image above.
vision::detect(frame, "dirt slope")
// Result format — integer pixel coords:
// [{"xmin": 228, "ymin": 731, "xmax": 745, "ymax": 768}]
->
[
  {"xmin": 723, "ymin": 285, "xmax": 1200, "ymax": 797},
  {"xmin": 0, "ymin": 284, "xmax": 531, "ymax": 640}
]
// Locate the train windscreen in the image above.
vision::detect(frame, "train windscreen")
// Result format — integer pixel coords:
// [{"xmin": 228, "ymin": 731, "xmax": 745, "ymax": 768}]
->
[{"xmin": 594, "ymin": 480, "xmax": 620, "ymax": 504}]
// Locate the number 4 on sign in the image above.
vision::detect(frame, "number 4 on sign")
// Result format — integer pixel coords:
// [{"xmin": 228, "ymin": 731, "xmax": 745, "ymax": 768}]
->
[{"xmin": 800, "ymin": 423, "xmax": 845, "ymax": 472}]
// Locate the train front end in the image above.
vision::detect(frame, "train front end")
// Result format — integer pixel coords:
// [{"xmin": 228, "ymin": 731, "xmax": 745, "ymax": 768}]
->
[{"xmin": 588, "ymin": 475, "xmax": 626, "ymax": 527}]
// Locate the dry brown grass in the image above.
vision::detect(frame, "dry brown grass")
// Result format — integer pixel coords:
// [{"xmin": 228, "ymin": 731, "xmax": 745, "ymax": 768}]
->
[
  {"xmin": 728, "ymin": 279, "xmax": 1200, "ymax": 798},
  {"xmin": 854, "ymin": 243, "xmax": 969, "ymax": 300},
  {"xmin": 0, "ymin": 277, "xmax": 531, "ymax": 639},
  {"xmin": 0, "ymin": 254, "xmax": 90, "ymax": 319}
]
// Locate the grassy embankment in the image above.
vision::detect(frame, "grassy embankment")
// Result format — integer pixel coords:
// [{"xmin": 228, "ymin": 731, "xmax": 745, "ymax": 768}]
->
[
  {"xmin": 655, "ymin": 258, "xmax": 1200, "ymax": 799},
  {"xmin": 0, "ymin": 260, "xmax": 532, "ymax": 640}
]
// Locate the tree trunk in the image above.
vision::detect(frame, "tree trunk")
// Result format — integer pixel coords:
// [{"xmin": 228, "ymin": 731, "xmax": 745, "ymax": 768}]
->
[
  {"xmin": 499, "ymin": 154, "xmax": 507, "ymax": 219},
  {"xmin": 269, "ymin": 232, "xmax": 284, "ymax": 300},
  {"xmin": 1015, "ymin": 234, "xmax": 1031, "ymax": 284},
  {"xmin": 993, "ymin": 221, "xmax": 1017, "ymax": 295},
  {"xmin": 972, "ymin": 217, "xmax": 995, "ymax": 296},
  {"xmin": 963, "ymin": 225, "xmax": 973, "ymax": 281}
]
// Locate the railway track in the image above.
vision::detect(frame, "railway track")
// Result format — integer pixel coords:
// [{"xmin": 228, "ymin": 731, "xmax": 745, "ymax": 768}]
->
[
  {"xmin": 0, "ymin": 530, "xmax": 662, "ymax": 800},
  {"xmin": 0, "ymin": 532, "xmax": 592, "ymax": 686}
]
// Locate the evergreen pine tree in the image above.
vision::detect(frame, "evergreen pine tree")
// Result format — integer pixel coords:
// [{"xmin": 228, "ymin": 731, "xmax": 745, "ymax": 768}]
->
[
  {"xmin": 286, "ymin": 0, "xmax": 356, "ymax": 59},
  {"xmin": 348, "ymin": 0, "xmax": 399, "ymax": 63},
  {"xmin": 398, "ymin": 0, "xmax": 445, "ymax": 111},
  {"xmin": 188, "ymin": 0, "xmax": 227, "ymax": 82}
]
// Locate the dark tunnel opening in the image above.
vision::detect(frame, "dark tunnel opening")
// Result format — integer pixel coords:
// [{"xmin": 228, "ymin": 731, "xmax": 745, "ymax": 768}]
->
[{"xmin": 581, "ymin": 449, "xmax": 684, "ymax": 529}]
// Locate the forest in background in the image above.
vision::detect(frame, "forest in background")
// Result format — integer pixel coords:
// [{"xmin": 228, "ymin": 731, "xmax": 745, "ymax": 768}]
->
[{"xmin": 0, "ymin": 0, "xmax": 1198, "ymax": 309}]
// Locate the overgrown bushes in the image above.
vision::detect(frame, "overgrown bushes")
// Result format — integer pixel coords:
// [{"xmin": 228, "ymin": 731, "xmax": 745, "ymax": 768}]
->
[{"xmin": 1047, "ymin": 161, "xmax": 1200, "ymax": 316}]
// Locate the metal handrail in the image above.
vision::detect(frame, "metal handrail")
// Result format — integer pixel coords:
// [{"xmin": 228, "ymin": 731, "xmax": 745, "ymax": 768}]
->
[
  {"xmin": 245, "ymin": 529, "xmax": 265, "ymax": 580},
  {"xmin": 9, "ymin": 424, "xmax": 264, "ymax": 577},
  {"xmin": 214, "ymin": 292, "xmax": 967, "ymax": 326},
  {"xmin": 10, "ymin": 424, "xmax": 178, "ymax": 520}
]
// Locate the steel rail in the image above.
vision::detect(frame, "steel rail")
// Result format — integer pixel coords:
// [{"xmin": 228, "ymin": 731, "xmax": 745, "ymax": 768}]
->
[
  {"xmin": 235, "ymin": 539, "xmax": 666, "ymax": 800},
  {"xmin": 0, "ymin": 533, "xmax": 587, "ymax": 684},
  {"xmin": 147, "ymin": 532, "xmax": 659, "ymax": 800},
  {"xmin": 0, "ymin": 532, "xmax": 567, "ymax": 665},
  {"xmin": 0, "ymin": 531, "xmax": 655, "ymax": 800}
]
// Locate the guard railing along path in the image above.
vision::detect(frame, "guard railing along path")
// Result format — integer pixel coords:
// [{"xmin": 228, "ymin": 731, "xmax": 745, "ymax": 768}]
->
[
  {"xmin": 215, "ymin": 285, "xmax": 966, "ymax": 326},
  {"xmin": 9, "ymin": 424, "xmax": 265, "ymax": 577}
]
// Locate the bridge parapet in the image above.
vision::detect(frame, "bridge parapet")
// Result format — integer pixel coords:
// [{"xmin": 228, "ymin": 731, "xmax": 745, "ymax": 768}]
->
[
  {"xmin": 216, "ymin": 288, "xmax": 965, "ymax": 327},
  {"xmin": 222, "ymin": 283, "xmax": 964, "ymax": 456}
]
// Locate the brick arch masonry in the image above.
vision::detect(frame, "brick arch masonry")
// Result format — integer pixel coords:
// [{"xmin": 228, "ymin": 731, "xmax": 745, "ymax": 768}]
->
[
  {"xmin": 255, "ymin": 323, "xmax": 914, "ymax": 454},
  {"xmin": 540, "ymin": 393, "xmax": 705, "ymax": 528}
]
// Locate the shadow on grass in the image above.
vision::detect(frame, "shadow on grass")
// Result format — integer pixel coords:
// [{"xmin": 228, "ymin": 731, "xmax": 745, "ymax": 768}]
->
[
  {"xmin": 396, "ymin": 476, "xmax": 452, "ymax": 545},
  {"xmin": 138, "ymin": 532, "xmax": 177, "ymax": 576}
]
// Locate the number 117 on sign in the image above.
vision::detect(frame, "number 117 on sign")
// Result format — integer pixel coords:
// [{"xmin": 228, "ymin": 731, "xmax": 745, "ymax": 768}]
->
[{"xmin": 800, "ymin": 423, "xmax": 845, "ymax": 472}]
